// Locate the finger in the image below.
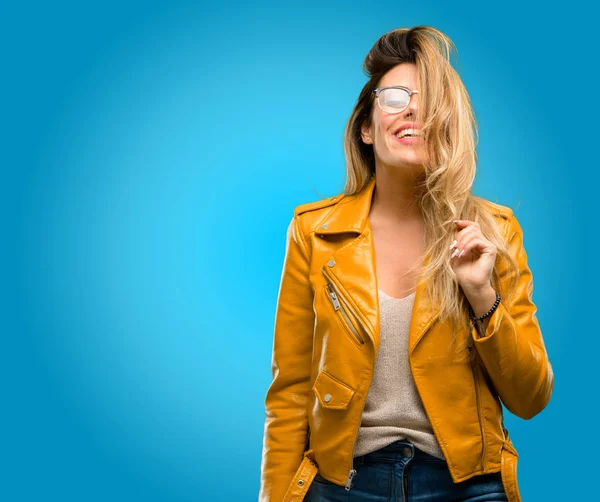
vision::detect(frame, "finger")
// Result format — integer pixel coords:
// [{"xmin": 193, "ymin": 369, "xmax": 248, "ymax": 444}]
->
[
  {"xmin": 455, "ymin": 235, "xmax": 480, "ymax": 258},
  {"xmin": 457, "ymin": 237, "xmax": 489, "ymax": 259},
  {"xmin": 451, "ymin": 236, "xmax": 470, "ymax": 258},
  {"xmin": 453, "ymin": 220, "xmax": 480, "ymax": 229},
  {"xmin": 453, "ymin": 225, "xmax": 477, "ymax": 246}
]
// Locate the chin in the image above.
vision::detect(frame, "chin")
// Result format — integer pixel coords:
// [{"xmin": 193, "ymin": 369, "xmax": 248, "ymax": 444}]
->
[{"xmin": 395, "ymin": 156, "xmax": 422, "ymax": 166}]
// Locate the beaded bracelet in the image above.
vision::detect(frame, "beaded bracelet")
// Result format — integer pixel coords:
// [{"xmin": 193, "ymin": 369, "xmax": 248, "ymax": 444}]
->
[{"xmin": 468, "ymin": 291, "xmax": 501, "ymax": 335}]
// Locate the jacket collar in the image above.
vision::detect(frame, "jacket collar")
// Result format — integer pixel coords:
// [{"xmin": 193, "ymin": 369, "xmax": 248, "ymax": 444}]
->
[
  {"xmin": 317, "ymin": 175, "xmax": 377, "ymax": 236},
  {"xmin": 317, "ymin": 174, "xmax": 440, "ymax": 354}
]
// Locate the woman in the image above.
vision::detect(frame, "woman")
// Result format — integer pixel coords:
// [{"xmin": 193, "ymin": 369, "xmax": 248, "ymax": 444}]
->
[{"xmin": 259, "ymin": 26, "xmax": 553, "ymax": 502}]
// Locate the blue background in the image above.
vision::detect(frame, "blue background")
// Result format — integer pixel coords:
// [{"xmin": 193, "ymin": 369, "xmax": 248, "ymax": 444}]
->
[{"xmin": 2, "ymin": 1, "xmax": 595, "ymax": 500}]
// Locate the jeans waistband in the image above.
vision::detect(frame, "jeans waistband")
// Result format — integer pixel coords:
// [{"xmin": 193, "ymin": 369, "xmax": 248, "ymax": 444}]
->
[{"xmin": 354, "ymin": 439, "xmax": 445, "ymax": 466}]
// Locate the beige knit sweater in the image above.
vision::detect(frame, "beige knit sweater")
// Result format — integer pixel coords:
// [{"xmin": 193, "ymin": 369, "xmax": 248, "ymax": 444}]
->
[{"xmin": 353, "ymin": 288, "xmax": 445, "ymax": 460}]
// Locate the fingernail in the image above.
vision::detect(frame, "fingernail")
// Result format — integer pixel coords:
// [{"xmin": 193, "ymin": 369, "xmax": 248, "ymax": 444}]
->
[
  {"xmin": 451, "ymin": 249, "xmax": 460, "ymax": 258},
  {"xmin": 458, "ymin": 249, "xmax": 464, "ymax": 257},
  {"xmin": 449, "ymin": 239, "xmax": 457, "ymax": 250}
]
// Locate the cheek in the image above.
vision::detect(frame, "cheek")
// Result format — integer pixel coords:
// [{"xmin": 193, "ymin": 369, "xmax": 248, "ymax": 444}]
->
[
  {"xmin": 370, "ymin": 108, "xmax": 388, "ymax": 130},
  {"xmin": 374, "ymin": 116, "xmax": 394, "ymax": 138}
]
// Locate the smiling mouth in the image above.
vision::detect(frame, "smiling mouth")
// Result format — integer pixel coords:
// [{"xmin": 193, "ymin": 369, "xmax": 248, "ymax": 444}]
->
[{"xmin": 393, "ymin": 135, "xmax": 423, "ymax": 143}]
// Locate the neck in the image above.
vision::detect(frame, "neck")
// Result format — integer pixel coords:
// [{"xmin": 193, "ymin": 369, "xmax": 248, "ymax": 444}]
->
[{"xmin": 370, "ymin": 165, "xmax": 425, "ymax": 224}]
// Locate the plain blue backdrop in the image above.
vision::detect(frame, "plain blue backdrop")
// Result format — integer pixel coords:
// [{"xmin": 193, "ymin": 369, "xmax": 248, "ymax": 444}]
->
[{"xmin": 2, "ymin": 1, "xmax": 596, "ymax": 500}]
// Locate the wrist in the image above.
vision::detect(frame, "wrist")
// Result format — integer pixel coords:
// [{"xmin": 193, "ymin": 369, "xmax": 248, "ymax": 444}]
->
[{"xmin": 464, "ymin": 284, "xmax": 497, "ymax": 317}]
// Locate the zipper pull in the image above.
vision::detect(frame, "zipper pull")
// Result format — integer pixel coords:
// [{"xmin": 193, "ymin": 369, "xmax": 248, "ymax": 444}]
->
[
  {"xmin": 327, "ymin": 285, "xmax": 341, "ymax": 311},
  {"xmin": 345, "ymin": 469, "xmax": 357, "ymax": 491}
]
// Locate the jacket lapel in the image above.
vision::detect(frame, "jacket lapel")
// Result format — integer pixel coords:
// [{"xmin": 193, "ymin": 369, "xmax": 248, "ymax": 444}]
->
[{"xmin": 316, "ymin": 175, "xmax": 440, "ymax": 354}]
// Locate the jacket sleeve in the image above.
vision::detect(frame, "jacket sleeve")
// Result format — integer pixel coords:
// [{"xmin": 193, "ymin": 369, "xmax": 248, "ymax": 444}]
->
[
  {"xmin": 472, "ymin": 213, "xmax": 554, "ymax": 420},
  {"xmin": 259, "ymin": 215, "xmax": 315, "ymax": 502}
]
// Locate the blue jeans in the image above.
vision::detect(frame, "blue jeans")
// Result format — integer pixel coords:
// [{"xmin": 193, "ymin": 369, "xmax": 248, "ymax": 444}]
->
[{"xmin": 305, "ymin": 439, "xmax": 507, "ymax": 501}]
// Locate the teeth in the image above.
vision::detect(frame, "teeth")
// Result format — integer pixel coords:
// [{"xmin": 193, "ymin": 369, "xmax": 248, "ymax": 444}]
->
[{"xmin": 395, "ymin": 128, "xmax": 421, "ymax": 138}]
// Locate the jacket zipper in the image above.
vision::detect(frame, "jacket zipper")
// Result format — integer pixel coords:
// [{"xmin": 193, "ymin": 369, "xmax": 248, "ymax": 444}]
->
[
  {"xmin": 325, "ymin": 283, "xmax": 365, "ymax": 346},
  {"xmin": 322, "ymin": 269, "xmax": 367, "ymax": 346},
  {"xmin": 467, "ymin": 332, "xmax": 486, "ymax": 472},
  {"xmin": 321, "ymin": 267, "xmax": 369, "ymax": 490}
]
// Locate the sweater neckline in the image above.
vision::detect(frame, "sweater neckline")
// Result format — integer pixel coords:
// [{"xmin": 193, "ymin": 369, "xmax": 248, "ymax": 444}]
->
[{"xmin": 378, "ymin": 289, "xmax": 416, "ymax": 301}]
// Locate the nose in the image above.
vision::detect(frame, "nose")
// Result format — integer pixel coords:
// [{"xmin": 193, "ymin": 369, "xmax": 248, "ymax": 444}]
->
[{"xmin": 403, "ymin": 92, "xmax": 418, "ymax": 118}]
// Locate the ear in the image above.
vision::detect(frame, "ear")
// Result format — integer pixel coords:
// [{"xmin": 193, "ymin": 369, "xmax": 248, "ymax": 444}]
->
[{"xmin": 360, "ymin": 121, "xmax": 373, "ymax": 145}]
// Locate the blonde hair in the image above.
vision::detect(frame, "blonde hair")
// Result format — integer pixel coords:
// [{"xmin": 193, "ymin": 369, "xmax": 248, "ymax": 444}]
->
[{"xmin": 343, "ymin": 25, "xmax": 520, "ymax": 344}]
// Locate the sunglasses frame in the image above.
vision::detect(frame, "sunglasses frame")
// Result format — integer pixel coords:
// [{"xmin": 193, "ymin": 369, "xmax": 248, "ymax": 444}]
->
[{"xmin": 372, "ymin": 86, "xmax": 419, "ymax": 114}]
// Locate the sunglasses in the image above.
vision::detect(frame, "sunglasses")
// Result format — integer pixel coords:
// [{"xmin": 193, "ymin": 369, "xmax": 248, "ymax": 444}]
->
[{"xmin": 372, "ymin": 86, "xmax": 419, "ymax": 114}]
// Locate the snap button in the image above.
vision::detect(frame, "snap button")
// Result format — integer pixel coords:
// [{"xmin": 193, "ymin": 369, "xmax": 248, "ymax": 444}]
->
[
  {"xmin": 324, "ymin": 393, "xmax": 332, "ymax": 403},
  {"xmin": 402, "ymin": 447, "xmax": 412, "ymax": 458},
  {"xmin": 321, "ymin": 224, "xmax": 328, "ymax": 229},
  {"xmin": 327, "ymin": 259, "xmax": 335, "ymax": 267}
]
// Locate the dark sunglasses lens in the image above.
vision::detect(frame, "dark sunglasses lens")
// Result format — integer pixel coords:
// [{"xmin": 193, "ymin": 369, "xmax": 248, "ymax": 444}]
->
[{"xmin": 380, "ymin": 88, "xmax": 410, "ymax": 112}]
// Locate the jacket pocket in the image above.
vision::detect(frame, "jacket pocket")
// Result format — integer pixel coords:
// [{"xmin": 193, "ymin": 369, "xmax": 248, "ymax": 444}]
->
[{"xmin": 312, "ymin": 370, "xmax": 356, "ymax": 410}]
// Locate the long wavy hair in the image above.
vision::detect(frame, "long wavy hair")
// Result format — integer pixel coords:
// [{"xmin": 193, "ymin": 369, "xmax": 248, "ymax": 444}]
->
[{"xmin": 343, "ymin": 25, "xmax": 520, "ymax": 346}]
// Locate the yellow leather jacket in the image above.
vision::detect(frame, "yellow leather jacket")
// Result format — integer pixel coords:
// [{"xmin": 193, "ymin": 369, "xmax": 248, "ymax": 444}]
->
[{"xmin": 259, "ymin": 176, "xmax": 553, "ymax": 502}]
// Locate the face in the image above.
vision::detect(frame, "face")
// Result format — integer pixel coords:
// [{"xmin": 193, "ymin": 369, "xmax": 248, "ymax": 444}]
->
[{"xmin": 361, "ymin": 63, "xmax": 426, "ymax": 172}]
